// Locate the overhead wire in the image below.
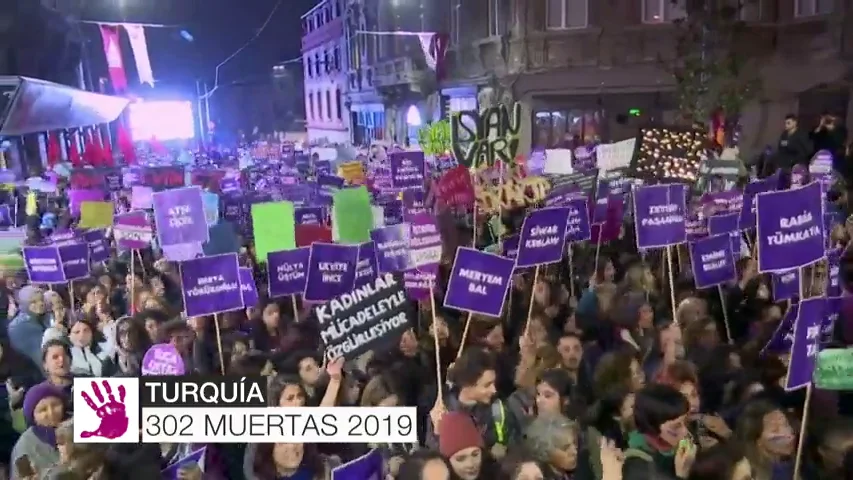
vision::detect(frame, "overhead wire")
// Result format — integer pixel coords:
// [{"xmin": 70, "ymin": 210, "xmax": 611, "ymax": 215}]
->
[{"xmin": 202, "ymin": 0, "xmax": 284, "ymax": 99}]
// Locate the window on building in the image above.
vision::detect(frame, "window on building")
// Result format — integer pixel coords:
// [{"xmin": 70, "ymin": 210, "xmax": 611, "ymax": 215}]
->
[
  {"xmin": 306, "ymin": 57, "xmax": 313, "ymax": 77},
  {"xmin": 331, "ymin": 2, "xmax": 338, "ymax": 18},
  {"xmin": 533, "ymin": 109, "xmax": 606, "ymax": 149},
  {"xmin": 642, "ymin": 0, "xmax": 687, "ymax": 23},
  {"xmin": 333, "ymin": 47, "xmax": 341, "ymax": 70},
  {"xmin": 795, "ymin": 0, "xmax": 833, "ymax": 17},
  {"xmin": 488, "ymin": 0, "xmax": 506, "ymax": 37},
  {"xmin": 449, "ymin": 0, "xmax": 460, "ymax": 45},
  {"xmin": 314, "ymin": 54, "xmax": 320, "ymax": 76},
  {"xmin": 317, "ymin": 93, "xmax": 324, "ymax": 120},
  {"xmin": 740, "ymin": 0, "xmax": 761, "ymax": 21},
  {"xmin": 308, "ymin": 93, "xmax": 315, "ymax": 120},
  {"xmin": 326, "ymin": 91, "xmax": 332, "ymax": 120},
  {"xmin": 325, "ymin": 7, "xmax": 331, "ymax": 22},
  {"xmin": 546, "ymin": 0, "xmax": 588, "ymax": 29},
  {"xmin": 336, "ymin": 90, "xmax": 343, "ymax": 120}
]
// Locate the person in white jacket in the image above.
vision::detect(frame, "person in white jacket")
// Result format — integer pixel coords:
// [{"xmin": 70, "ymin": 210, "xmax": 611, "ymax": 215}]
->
[{"xmin": 42, "ymin": 318, "xmax": 114, "ymax": 377}]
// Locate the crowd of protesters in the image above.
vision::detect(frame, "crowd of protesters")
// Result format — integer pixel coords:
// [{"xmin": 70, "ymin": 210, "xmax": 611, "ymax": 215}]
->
[{"xmin": 0, "ymin": 113, "xmax": 851, "ymax": 479}]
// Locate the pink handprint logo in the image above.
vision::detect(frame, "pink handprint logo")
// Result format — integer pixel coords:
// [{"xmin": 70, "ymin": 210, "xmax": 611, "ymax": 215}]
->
[{"xmin": 80, "ymin": 380, "xmax": 128, "ymax": 439}]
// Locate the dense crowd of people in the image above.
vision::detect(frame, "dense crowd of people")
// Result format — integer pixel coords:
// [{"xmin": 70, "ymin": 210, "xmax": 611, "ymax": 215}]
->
[{"xmin": 0, "ymin": 112, "xmax": 851, "ymax": 479}]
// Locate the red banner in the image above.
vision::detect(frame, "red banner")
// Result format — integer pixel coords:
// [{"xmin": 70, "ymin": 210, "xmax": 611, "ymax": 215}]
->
[
  {"xmin": 434, "ymin": 166, "xmax": 475, "ymax": 208},
  {"xmin": 99, "ymin": 25, "xmax": 128, "ymax": 92}
]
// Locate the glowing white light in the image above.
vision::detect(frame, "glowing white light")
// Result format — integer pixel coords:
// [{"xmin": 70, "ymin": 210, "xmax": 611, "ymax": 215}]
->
[
  {"xmin": 128, "ymin": 101, "xmax": 196, "ymax": 141},
  {"xmin": 406, "ymin": 105, "xmax": 421, "ymax": 126}
]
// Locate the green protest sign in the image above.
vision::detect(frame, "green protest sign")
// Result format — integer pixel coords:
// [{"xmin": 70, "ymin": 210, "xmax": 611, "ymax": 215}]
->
[
  {"xmin": 251, "ymin": 201, "xmax": 296, "ymax": 263},
  {"xmin": 814, "ymin": 349, "xmax": 853, "ymax": 390}
]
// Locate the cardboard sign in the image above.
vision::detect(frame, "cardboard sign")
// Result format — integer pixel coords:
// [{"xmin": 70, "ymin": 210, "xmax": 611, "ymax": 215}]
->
[
  {"xmin": 314, "ymin": 273, "xmax": 411, "ymax": 361},
  {"xmin": 451, "ymin": 103, "xmax": 521, "ymax": 169}
]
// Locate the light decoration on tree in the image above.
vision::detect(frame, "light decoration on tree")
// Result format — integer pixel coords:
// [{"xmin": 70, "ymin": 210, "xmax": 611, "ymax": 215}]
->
[{"xmin": 631, "ymin": 126, "xmax": 705, "ymax": 183}]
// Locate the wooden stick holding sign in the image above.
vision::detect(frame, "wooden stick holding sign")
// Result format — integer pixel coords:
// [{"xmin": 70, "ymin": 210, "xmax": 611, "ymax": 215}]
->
[
  {"xmin": 212, "ymin": 313, "xmax": 226, "ymax": 375},
  {"xmin": 130, "ymin": 252, "xmax": 136, "ymax": 312},
  {"xmin": 793, "ymin": 266, "xmax": 810, "ymax": 479},
  {"xmin": 429, "ymin": 283, "xmax": 443, "ymax": 396},
  {"xmin": 717, "ymin": 285, "xmax": 733, "ymax": 344},
  {"xmin": 522, "ymin": 266, "xmax": 541, "ymax": 338},
  {"xmin": 455, "ymin": 312, "xmax": 474, "ymax": 359},
  {"xmin": 666, "ymin": 246, "xmax": 678, "ymax": 323},
  {"xmin": 291, "ymin": 295, "xmax": 300, "ymax": 323}
]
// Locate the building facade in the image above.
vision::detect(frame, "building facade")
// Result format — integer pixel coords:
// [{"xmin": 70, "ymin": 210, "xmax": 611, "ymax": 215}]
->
[
  {"xmin": 344, "ymin": 0, "xmax": 449, "ymax": 146},
  {"xmin": 302, "ymin": 0, "xmax": 350, "ymax": 144},
  {"xmin": 437, "ymin": 0, "xmax": 853, "ymax": 158}
]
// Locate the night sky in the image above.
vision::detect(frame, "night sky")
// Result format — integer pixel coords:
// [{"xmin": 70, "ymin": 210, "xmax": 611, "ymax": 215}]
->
[{"xmin": 78, "ymin": 0, "xmax": 317, "ymax": 94}]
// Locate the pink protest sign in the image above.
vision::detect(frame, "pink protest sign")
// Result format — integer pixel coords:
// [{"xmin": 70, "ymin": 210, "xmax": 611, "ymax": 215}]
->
[{"xmin": 141, "ymin": 343, "xmax": 185, "ymax": 376}]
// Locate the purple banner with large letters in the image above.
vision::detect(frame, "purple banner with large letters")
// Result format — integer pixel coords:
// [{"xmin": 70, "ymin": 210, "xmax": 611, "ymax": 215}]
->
[
  {"xmin": 688, "ymin": 234, "xmax": 736, "ymax": 289},
  {"xmin": 23, "ymin": 246, "xmax": 65, "ymax": 283},
  {"xmin": 755, "ymin": 181, "xmax": 824, "ymax": 273},
  {"xmin": 633, "ymin": 184, "xmax": 687, "ymax": 249},
  {"xmin": 444, "ymin": 247, "xmax": 514, "ymax": 317},
  {"xmin": 516, "ymin": 207, "xmax": 571, "ymax": 268},
  {"xmin": 180, "ymin": 253, "xmax": 243, "ymax": 317},
  {"xmin": 303, "ymin": 243, "xmax": 359, "ymax": 302},
  {"xmin": 268, "ymin": 248, "xmax": 310, "ymax": 298},
  {"xmin": 152, "ymin": 186, "xmax": 209, "ymax": 247}
]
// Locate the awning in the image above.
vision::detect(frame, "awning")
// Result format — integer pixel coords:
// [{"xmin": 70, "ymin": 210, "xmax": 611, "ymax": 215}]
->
[{"xmin": 0, "ymin": 76, "xmax": 129, "ymax": 136}]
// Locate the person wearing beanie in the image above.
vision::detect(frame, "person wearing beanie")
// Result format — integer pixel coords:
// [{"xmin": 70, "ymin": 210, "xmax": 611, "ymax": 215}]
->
[
  {"xmin": 10, "ymin": 383, "xmax": 66, "ymax": 479},
  {"xmin": 438, "ymin": 411, "xmax": 488, "ymax": 480}
]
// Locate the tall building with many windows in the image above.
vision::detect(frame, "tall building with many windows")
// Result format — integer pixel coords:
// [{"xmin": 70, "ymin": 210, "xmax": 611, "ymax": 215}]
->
[
  {"xmin": 302, "ymin": 0, "xmax": 350, "ymax": 144},
  {"xmin": 439, "ymin": 0, "xmax": 853, "ymax": 157}
]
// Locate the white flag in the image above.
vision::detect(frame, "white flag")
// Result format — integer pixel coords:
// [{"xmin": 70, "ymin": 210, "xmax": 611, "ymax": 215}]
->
[{"xmin": 122, "ymin": 24, "xmax": 155, "ymax": 86}]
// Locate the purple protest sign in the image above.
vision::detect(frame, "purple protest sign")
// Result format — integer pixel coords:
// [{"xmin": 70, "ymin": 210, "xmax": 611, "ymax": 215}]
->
[
  {"xmin": 180, "ymin": 253, "xmax": 243, "ymax": 317},
  {"xmin": 739, "ymin": 176, "xmax": 778, "ymax": 230},
  {"xmin": 113, "ymin": 212, "xmax": 153, "ymax": 250},
  {"xmin": 370, "ymin": 224, "xmax": 413, "ymax": 273},
  {"xmin": 58, "ymin": 243, "xmax": 89, "ymax": 281},
  {"xmin": 267, "ymin": 247, "xmax": 310, "ymax": 297},
  {"xmin": 707, "ymin": 213, "xmax": 739, "ymax": 236},
  {"xmin": 141, "ymin": 344, "xmax": 186, "ymax": 376},
  {"xmin": 239, "ymin": 267, "xmax": 259, "ymax": 308},
  {"xmin": 685, "ymin": 213, "xmax": 708, "ymax": 241},
  {"xmin": 444, "ymin": 247, "xmax": 514, "ymax": 317},
  {"xmin": 295, "ymin": 207, "xmax": 324, "ymax": 226},
  {"xmin": 303, "ymin": 243, "xmax": 359, "ymax": 302},
  {"xmin": 51, "ymin": 230, "xmax": 78, "ymax": 247},
  {"xmin": 160, "ymin": 447, "xmax": 206, "ymax": 480},
  {"xmin": 403, "ymin": 269, "xmax": 431, "ymax": 301},
  {"xmin": 22, "ymin": 246, "xmax": 65, "ymax": 283},
  {"xmin": 317, "ymin": 175, "xmax": 344, "ymax": 203},
  {"xmin": 785, "ymin": 297, "xmax": 824, "ymax": 391},
  {"xmin": 809, "ymin": 149, "xmax": 833, "ymax": 180},
  {"xmin": 382, "ymin": 200, "xmax": 404, "ymax": 226},
  {"xmin": 762, "ymin": 303, "xmax": 797, "ymax": 355},
  {"xmin": 771, "ymin": 269, "xmax": 800, "ymax": 301},
  {"xmin": 688, "ymin": 234, "xmax": 736, "ymax": 289},
  {"xmin": 354, "ymin": 242, "xmax": 379, "ymax": 288},
  {"xmin": 791, "ymin": 164, "xmax": 808, "ymax": 188},
  {"xmin": 755, "ymin": 181, "xmax": 825, "ymax": 273},
  {"xmin": 402, "ymin": 190, "xmax": 427, "ymax": 217},
  {"xmin": 82, "ymin": 230, "xmax": 110, "ymax": 263},
  {"xmin": 163, "ymin": 243, "xmax": 203, "ymax": 262},
  {"xmin": 152, "ymin": 186, "xmax": 210, "ymax": 247},
  {"xmin": 822, "ymin": 297, "xmax": 842, "ymax": 344},
  {"xmin": 516, "ymin": 207, "xmax": 571, "ymax": 268},
  {"xmin": 502, "ymin": 235, "xmax": 519, "ymax": 260},
  {"xmin": 826, "ymin": 248, "xmax": 841, "ymax": 297},
  {"xmin": 390, "ymin": 151, "xmax": 426, "ymax": 190},
  {"xmin": 565, "ymin": 197, "xmax": 591, "ymax": 244},
  {"xmin": 68, "ymin": 189, "xmax": 105, "ymax": 216},
  {"xmin": 633, "ymin": 184, "xmax": 687, "ymax": 249},
  {"xmin": 408, "ymin": 214, "xmax": 442, "ymax": 275}
]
